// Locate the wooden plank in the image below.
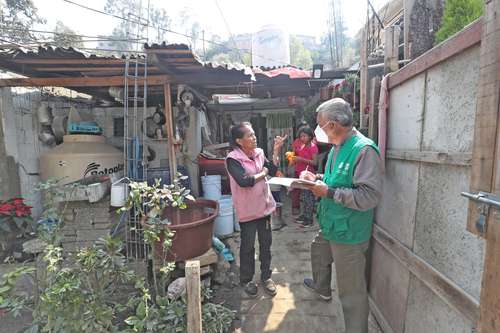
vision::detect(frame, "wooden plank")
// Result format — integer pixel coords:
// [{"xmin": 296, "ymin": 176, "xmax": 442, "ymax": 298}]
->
[
  {"xmin": 368, "ymin": 76, "xmax": 381, "ymax": 142},
  {"xmin": 389, "ymin": 18, "xmax": 482, "ymax": 89},
  {"xmin": 360, "ymin": 26, "xmax": 368, "ymax": 129},
  {"xmin": 384, "ymin": 26, "xmax": 401, "ymax": 74},
  {"xmin": 468, "ymin": 6, "xmax": 500, "ymax": 236},
  {"xmin": 177, "ymin": 248, "xmax": 218, "ymax": 269},
  {"xmin": 9, "ymin": 58, "xmax": 128, "ymax": 65},
  {"xmin": 33, "ymin": 66, "xmax": 160, "ymax": 72},
  {"xmin": 163, "ymin": 83, "xmax": 177, "ymax": 183},
  {"xmin": 185, "ymin": 260, "xmax": 202, "ymax": 333},
  {"xmin": 386, "ymin": 149, "xmax": 472, "ymax": 166},
  {"xmin": 369, "ymin": 297, "xmax": 395, "ymax": 333},
  {"xmin": 477, "ymin": 1, "xmax": 500, "ymax": 330},
  {"xmin": 0, "ymin": 75, "xmax": 170, "ymax": 87},
  {"xmin": 372, "ymin": 224, "xmax": 480, "ymax": 323}
]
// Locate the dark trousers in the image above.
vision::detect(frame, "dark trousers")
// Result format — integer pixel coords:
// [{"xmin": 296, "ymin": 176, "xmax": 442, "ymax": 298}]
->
[{"xmin": 239, "ymin": 216, "xmax": 272, "ymax": 284}]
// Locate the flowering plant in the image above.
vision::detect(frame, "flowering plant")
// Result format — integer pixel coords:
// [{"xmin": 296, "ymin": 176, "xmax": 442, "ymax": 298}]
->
[{"xmin": 0, "ymin": 197, "xmax": 32, "ymax": 236}]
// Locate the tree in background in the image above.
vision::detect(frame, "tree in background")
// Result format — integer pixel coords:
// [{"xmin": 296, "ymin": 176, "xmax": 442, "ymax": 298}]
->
[
  {"xmin": 435, "ymin": 0, "xmax": 483, "ymax": 44},
  {"xmin": 290, "ymin": 36, "xmax": 312, "ymax": 69},
  {"xmin": 99, "ymin": 0, "xmax": 171, "ymax": 52},
  {"xmin": 0, "ymin": 0, "xmax": 45, "ymax": 43},
  {"xmin": 53, "ymin": 21, "xmax": 83, "ymax": 48}
]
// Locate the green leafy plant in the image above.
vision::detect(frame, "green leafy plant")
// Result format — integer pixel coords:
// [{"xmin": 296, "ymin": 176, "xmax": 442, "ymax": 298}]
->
[
  {"xmin": 435, "ymin": 0, "xmax": 483, "ymax": 44},
  {"xmin": 120, "ymin": 175, "xmax": 194, "ymax": 297}
]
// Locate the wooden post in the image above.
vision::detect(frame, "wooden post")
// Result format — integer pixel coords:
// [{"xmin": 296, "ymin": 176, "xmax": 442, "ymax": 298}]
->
[
  {"xmin": 384, "ymin": 26, "xmax": 401, "ymax": 74},
  {"xmin": 368, "ymin": 76, "xmax": 381, "ymax": 142},
  {"xmin": 360, "ymin": 26, "xmax": 369, "ymax": 130},
  {"xmin": 163, "ymin": 83, "xmax": 177, "ymax": 184},
  {"xmin": 473, "ymin": 0, "xmax": 500, "ymax": 331},
  {"xmin": 185, "ymin": 260, "xmax": 202, "ymax": 333}
]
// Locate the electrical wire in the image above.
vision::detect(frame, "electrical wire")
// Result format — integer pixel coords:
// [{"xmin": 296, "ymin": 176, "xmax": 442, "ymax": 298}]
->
[
  {"xmin": 60, "ymin": 0, "xmax": 290, "ymax": 66},
  {"xmin": 213, "ymin": 0, "xmax": 244, "ymax": 63}
]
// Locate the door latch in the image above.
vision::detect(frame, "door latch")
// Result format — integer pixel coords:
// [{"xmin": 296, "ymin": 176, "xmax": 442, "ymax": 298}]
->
[{"xmin": 461, "ymin": 191, "xmax": 500, "ymax": 234}]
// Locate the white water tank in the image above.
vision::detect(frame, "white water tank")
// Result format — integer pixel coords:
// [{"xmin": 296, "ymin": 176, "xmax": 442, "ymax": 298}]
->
[
  {"xmin": 252, "ymin": 25, "xmax": 290, "ymax": 68},
  {"xmin": 40, "ymin": 135, "xmax": 123, "ymax": 185}
]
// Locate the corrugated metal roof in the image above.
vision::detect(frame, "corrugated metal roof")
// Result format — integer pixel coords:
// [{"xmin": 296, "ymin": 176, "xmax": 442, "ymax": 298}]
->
[{"xmin": 0, "ymin": 43, "xmax": 335, "ymax": 100}]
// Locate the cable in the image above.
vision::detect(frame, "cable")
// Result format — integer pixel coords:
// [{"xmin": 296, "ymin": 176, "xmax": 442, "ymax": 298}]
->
[
  {"xmin": 60, "ymin": 0, "xmax": 290, "ymax": 66},
  {"xmin": 214, "ymin": 0, "xmax": 244, "ymax": 63},
  {"xmin": 0, "ymin": 26, "xmax": 146, "ymax": 42}
]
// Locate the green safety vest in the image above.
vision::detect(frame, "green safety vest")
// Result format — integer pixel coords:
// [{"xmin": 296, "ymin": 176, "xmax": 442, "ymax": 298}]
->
[{"xmin": 318, "ymin": 132, "xmax": 380, "ymax": 244}]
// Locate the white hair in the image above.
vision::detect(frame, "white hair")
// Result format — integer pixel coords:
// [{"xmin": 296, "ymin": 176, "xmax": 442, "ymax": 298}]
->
[{"xmin": 316, "ymin": 98, "xmax": 353, "ymax": 127}]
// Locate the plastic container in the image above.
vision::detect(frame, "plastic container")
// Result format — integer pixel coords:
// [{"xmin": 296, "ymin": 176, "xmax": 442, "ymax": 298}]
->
[
  {"xmin": 201, "ymin": 175, "xmax": 222, "ymax": 201},
  {"xmin": 145, "ymin": 199, "xmax": 219, "ymax": 261},
  {"xmin": 214, "ymin": 195, "xmax": 234, "ymax": 236},
  {"xmin": 110, "ymin": 178, "xmax": 128, "ymax": 207},
  {"xmin": 198, "ymin": 154, "xmax": 231, "ymax": 194}
]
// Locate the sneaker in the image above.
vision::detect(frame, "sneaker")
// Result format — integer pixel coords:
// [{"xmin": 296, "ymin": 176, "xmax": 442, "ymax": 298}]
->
[
  {"xmin": 242, "ymin": 281, "xmax": 258, "ymax": 298},
  {"xmin": 303, "ymin": 278, "xmax": 332, "ymax": 302},
  {"xmin": 261, "ymin": 279, "xmax": 277, "ymax": 296},
  {"xmin": 294, "ymin": 215, "xmax": 307, "ymax": 224}
]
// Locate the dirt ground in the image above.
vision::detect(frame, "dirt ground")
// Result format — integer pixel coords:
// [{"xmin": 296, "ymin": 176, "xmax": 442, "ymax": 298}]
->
[{"xmin": 213, "ymin": 196, "xmax": 383, "ymax": 333}]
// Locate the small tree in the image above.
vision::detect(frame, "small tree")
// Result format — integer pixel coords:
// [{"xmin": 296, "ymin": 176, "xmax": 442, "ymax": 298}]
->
[
  {"xmin": 0, "ymin": 0, "xmax": 45, "ymax": 43},
  {"xmin": 435, "ymin": 0, "xmax": 483, "ymax": 44},
  {"xmin": 290, "ymin": 36, "xmax": 312, "ymax": 69},
  {"xmin": 53, "ymin": 21, "xmax": 83, "ymax": 48}
]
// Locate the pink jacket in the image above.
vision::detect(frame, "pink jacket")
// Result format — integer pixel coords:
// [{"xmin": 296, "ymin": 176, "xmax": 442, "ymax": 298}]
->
[{"xmin": 226, "ymin": 147, "xmax": 276, "ymax": 222}]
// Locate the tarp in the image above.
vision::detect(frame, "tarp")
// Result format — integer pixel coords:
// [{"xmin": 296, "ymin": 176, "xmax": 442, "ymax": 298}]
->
[{"xmin": 253, "ymin": 66, "xmax": 311, "ymax": 79}]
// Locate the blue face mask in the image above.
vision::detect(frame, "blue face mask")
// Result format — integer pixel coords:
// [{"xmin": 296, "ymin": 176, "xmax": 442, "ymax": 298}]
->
[{"xmin": 314, "ymin": 122, "xmax": 330, "ymax": 143}]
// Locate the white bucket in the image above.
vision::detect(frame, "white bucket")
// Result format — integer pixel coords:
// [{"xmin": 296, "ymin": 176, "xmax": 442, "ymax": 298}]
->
[
  {"xmin": 111, "ymin": 178, "xmax": 128, "ymax": 207},
  {"xmin": 201, "ymin": 175, "xmax": 222, "ymax": 201},
  {"xmin": 214, "ymin": 195, "xmax": 234, "ymax": 236}
]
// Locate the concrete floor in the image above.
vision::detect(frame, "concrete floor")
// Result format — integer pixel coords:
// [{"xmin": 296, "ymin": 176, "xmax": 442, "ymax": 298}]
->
[{"xmin": 229, "ymin": 198, "xmax": 383, "ymax": 333}]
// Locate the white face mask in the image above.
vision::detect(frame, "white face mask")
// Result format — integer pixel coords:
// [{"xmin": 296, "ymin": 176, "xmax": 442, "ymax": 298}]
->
[{"xmin": 314, "ymin": 122, "xmax": 330, "ymax": 143}]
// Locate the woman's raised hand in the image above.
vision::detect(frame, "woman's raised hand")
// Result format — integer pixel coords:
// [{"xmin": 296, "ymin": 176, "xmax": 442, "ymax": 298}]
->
[{"xmin": 273, "ymin": 134, "xmax": 288, "ymax": 152}]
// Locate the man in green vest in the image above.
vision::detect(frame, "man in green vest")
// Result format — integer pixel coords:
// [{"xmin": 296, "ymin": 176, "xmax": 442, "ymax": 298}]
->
[{"xmin": 301, "ymin": 98, "xmax": 382, "ymax": 333}]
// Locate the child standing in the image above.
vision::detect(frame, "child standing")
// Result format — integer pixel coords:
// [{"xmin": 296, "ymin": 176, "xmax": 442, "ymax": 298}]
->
[{"xmin": 293, "ymin": 126, "xmax": 318, "ymax": 227}]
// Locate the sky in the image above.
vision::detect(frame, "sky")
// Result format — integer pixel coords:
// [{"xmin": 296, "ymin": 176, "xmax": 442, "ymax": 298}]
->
[{"xmin": 34, "ymin": 0, "xmax": 389, "ymax": 45}]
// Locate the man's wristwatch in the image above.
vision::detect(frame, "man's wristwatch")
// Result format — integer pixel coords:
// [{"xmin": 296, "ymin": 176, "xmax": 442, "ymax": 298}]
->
[{"xmin": 327, "ymin": 187, "xmax": 336, "ymax": 199}]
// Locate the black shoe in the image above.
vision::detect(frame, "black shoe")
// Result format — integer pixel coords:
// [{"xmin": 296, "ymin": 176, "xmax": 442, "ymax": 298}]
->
[
  {"xmin": 303, "ymin": 278, "xmax": 331, "ymax": 301},
  {"xmin": 295, "ymin": 215, "xmax": 307, "ymax": 223},
  {"xmin": 242, "ymin": 281, "xmax": 258, "ymax": 298},
  {"xmin": 261, "ymin": 279, "xmax": 277, "ymax": 296},
  {"xmin": 301, "ymin": 219, "xmax": 313, "ymax": 228}
]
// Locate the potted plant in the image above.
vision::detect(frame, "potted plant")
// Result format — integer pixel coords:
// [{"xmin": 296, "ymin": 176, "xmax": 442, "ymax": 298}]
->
[{"xmin": 0, "ymin": 197, "xmax": 32, "ymax": 260}]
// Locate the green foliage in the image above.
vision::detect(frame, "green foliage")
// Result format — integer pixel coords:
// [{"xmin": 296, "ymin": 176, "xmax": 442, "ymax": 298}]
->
[
  {"xmin": 0, "ymin": 177, "xmax": 234, "ymax": 332},
  {"xmin": 290, "ymin": 36, "xmax": 312, "ymax": 69},
  {"xmin": 435, "ymin": 0, "xmax": 483, "ymax": 44},
  {"xmin": 99, "ymin": 0, "xmax": 171, "ymax": 52},
  {"xmin": 53, "ymin": 21, "xmax": 83, "ymax": 48},
  {"xmin": 0, "ymin": 0, "xmax": 45, "ymax": 43}
]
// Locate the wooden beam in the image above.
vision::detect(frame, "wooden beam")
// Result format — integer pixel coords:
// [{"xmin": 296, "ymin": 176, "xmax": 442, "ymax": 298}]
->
[
  {"xmin": 360, "ymin": 26, "xmax": 369, "ymax": 129},
  {"xmin": 477, "ymin": 0, "xmax": 500, "ymax": 331},
  {"xmin": 0, "ymin": 75, "xmax": 171, "ymax": 87},
  {"xmin": 185, "ymin": 260, "xmax": 202, "ymax": 333},
  {"xmin": 368, "ymin": 76, "xmax": 381, "ymax": 142},
  {"xmin": 33, "ymin": 66, "xmax": 160, "ymax": 72},
  {"xmin": 372, "ymin": 224, "xmax": 480, "ymax": 323},
  {"xmin": 10, "ymin": 58, "xmax": 128, "ymax": 65},
  {"xmin": 386, "ymin": 150, "xmax": 472, "ymax": 166},
  {"xmin": 384, "ymin": 26, "xmax": 401, "ymax": 74},
  {"xmin": 163, "ymin": 83, "xmax": 177, "ymax": 183},
  {"xmin": 368, "ymin": 297, "xmax": 395, "ymax": 333},
  {"xmin": 389, "ymin": 18, "xmax": 482, "ymax": 89}
]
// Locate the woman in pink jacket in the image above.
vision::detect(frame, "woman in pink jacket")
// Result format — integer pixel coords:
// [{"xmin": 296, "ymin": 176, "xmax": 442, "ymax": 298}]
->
[{"xmin": 225, "ymin": 122, "xmax": 286, "ymax": 298}]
